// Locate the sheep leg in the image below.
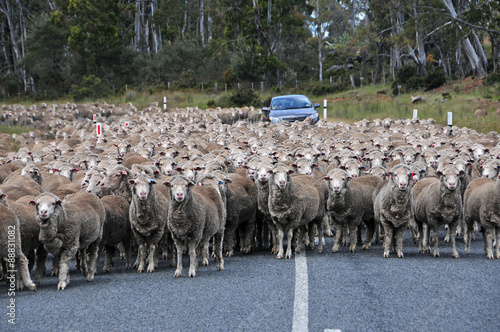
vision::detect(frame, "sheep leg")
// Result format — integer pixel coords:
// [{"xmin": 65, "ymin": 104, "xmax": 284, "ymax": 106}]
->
[
  {"xmin": 356, "ymin": 226, "xmax": 363, "ymax": 244},
  {"xmin": 153, "ymin": 245, "xmax": 159, "ymax": 269},
  {"xmin": 295, "ymin": 227, "xmax": 303, "ymax": 255},
  {"xmin": 494, "ymin": 227, "xmax": 500, "ymax": 259},
  {"xmin": 137, "ymin": 243, "xmax": 146, "ymax": 273},
  {"xmin": 395, "ymin": 225, "xmax": 405, "ymax": 258},
  {"xmin": 276, "ymin": 226, "xmax": 285, "ymax": 259},
  {"xmin": 484, "ymin": 227, "xmax": 494, "ymax": 259},
  {"xmin": 421, "ymin": 223, "xmax": 430, "ymax": 253},
  {"xmin": 86, "ymin": 240, "xmax": 100, "ymax": 281},
  {"xmin": 34, "ymin": 247, "xmax": 47, "ymax": 285},
  {"xmin": 465, "ymin": 225, "xmax": 473, "ymax": 254},
  {"xmin": 444, "ymin": 224, "xmax": 450, "ymax": 243},
  {"xmin": 375, "ymin": 223, "xmax": 381, "ymax": 244},
  {"xmin": 188, "ymin": 242, "xmax": 197, "ymax": 278},
  {"xmin": 57, "ymin": 248, "xmax": 77, "ymax": 290},
  {"xmin": 332, "ymin": 224, "xmax": 342, "ymax": 253},
  {"xmin": 122, "ymin": 240, "xmax": 132, "ymax": 269},
  {"xmin": 285, "ymin": 228, "xmax": 294, "ymax": 259},
  {"xmin": 79, "ymin": 249, "xmax": 88, "ymax": 278},
  {"xmin": 349, "ymin": 225, "xmax": 357, "ymax": 252},
  {"xmin": 51, "ymin": 254, "xmax": 60, "ymax": 276},
  {"xmin": 118, "ymin": 242, "xmax": 126, "ymax": 260},
  {"xmin": 325, "ymin": 213, "xmax": 333, "ymax": 237},
  {"xmin": 103, "ymin": 245, "xmax": 114, "ymax": 273},
  {"xmin": 450, "ymin": 223, "xmax": 460, "ymax": 258},
  {"xmin": 214, "ymin": 231, "xmax": 224, "ymax": 271},
  {"xmin": 342, "ymin": 225, "xmax": 349, "ymax": 247},
  {"xmin": 362, "ymin": 220, "xmax": 376, "ymax": 250},
  {"xmin": 16, "ymin": 252, "xmax": 36, "ymax": 292},
  {"xmin": 240, "ymin": 220, "xmax": 255, "ymax": 254},
  {"xmin": 316, "ymin": 220, "xmax": 324, "ymax": 253},
  {"xmin": 201, "ymin": 239, "xmax": 210, "ymax": 267},
  {"xmin": 174, "ymin": 241, "xmax": 185, "ymax": 278},
  {"xmin": 432, "ymin": 227, "xmax": 440, "ymax": 257},
  {"xmin": 147, "ymin": 243, "xmax": 156, "ymax": 273},
  {"xmin": 382, "ymin": 223, "xmax": 393, "ymax": 258}
]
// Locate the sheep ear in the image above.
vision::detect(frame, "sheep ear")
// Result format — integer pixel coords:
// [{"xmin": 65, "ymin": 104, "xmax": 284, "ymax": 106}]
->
[
  {"xmin": 73, "ymin": 168, "xmax": 80, "ymax": 172},
  {"xmin": 121, "ymin": 171, "xmax": 128, "ymax": 175},
  {"xmin": 28, "ymin": 199, "xmax": 36, "ymax": 205},
  {"xmin": 291, "ymin": 163, "xmax": 297, "ymax": 168},
  {"xmin": 128, "ymin": 179, "xmax": 135, "ymax": 185},
  {"xmin": 187, "ymin": 181, "xmax": 195, "ymax": 187},
  {"xmin": 56, "ymin": 200, "xmax": 62, "ymax": 206},
  {"xmin": 288, "ymin": 169, "xmax": 295, "ymax": 174},
  {"xmin": 323, "ymin": 176, "xmax": 329, "ymax": 180},
  {"xmin": 226, "ymin": 178, "xmax": 233, "ymax": 183},
  {"xmin": 436, "ymin": 171, "xmax": 443, "ymax": 177},
  {"xmin": 458, "ymin": 170, "xmax": 465, "ymax": 178},
  {"xmin": 312, "ymin": 163, "xmax": 318, "ymax": 168},
  {"xmin": 163, "ymin": 181, "xmax": 171, "ymax": 187},
  {"xmin": 1, "ymin": 193, "xmax": 7, "ymax": 200},
  {"xmin": 150, "ymin": 179, "xmax": 156, "ymax": 184},
  {"xmin": 339, "ymin": 165, "xmax": 345, "ymax": 170}
]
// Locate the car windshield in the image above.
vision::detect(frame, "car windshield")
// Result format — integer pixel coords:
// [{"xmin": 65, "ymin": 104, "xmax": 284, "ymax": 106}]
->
[{"xmin": 271, "ymin": 96, "xmax": 312, "ymax": 110}]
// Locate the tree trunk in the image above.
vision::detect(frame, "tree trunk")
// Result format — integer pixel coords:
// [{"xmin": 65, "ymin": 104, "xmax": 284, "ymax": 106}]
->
[
  {"xmin": 0, "ymin": 0, "xmax": 20, "ymax": 67},
  {"xmin": 374, "ymin": 42, "xmax": 383, "ymax": 83},
  {"xmin": 412, "ymin": 0, "xmax": 427, "ymax": 76},
  {"xmin": 200, "ymin": 0, "xmax": 205, "ymax": 47},
  {"xmin": 471, "ymin": 30, "xmax": 488, "ymax": 72},
  {"xmin": 317, "ymin": 0, "xmax": 322, "ymax": 82},
  {"xmin": 441, "ymin": 0, "xmax": 487, "ymax": 77}
]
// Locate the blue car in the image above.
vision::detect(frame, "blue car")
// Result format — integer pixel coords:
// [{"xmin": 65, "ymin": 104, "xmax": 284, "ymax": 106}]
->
[{"xmin": 262, "ymin": 95, "xmax": 320, "ymax": 124}]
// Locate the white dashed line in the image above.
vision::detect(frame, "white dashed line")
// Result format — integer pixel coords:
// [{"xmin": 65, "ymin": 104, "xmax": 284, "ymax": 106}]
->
[{"xmin": 292, "ymin": 250, "xmax": 308, "ymax": 332}]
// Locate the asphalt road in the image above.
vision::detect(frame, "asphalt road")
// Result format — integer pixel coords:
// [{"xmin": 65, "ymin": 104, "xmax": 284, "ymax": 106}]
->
[{"xmin": 1, "ymin": 229, "xmax": 499, "ymax": 332}]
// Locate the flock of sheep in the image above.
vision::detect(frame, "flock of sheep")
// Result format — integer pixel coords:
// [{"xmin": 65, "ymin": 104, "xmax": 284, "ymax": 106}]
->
[{"xmin": 0, "ymin": 101, "xmax": 499, "ymax": 292}]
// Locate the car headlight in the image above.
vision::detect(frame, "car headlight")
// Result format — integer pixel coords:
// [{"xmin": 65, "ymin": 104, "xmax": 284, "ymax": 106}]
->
[
  {"xmin": 311, "ymin": 113, "xmax": 318, "ymax": 119},
  {"xmin": 270, "ymin": 116, "xmax": 282, "ymax": 124}
]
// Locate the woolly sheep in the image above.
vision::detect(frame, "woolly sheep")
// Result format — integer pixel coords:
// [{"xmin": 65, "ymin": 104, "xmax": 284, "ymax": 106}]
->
[
  {"xmin": 29, "ymin": 191, "xmax": 105, "ymax": 289},
  {"xmin": 164, "ymin": 175, "xmax": 225, "ymax": 277},
  {"xmin": 373, "ymin": 165, "xmax": 415, "ymax": 258},
  {"xmin": 268, "ymin": 163, "xmax": 326, "ymax": 259},
  {"xmin": 128, "ymin": 173, "xmax": 169, "ymax": 273},
  {"xmin": 412, "ymin": 165, "xmax": 463, "ymax": 258}
]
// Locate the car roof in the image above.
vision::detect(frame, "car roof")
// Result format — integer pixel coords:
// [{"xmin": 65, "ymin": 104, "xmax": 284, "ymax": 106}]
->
[{"xmin": 272, "ymin": 94, "xmax": 308, "ymax": 100}]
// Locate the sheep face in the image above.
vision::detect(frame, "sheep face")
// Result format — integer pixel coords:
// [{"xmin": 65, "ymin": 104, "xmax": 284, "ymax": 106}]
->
[
  {"xmin": 164, "ymin": 176, "xmax": 194, "ymax": 202},
  {"xmin": 437, "ymin": 165, "xmax": 463, "ymax": 191},
  {"xmin": 177, "ymin": 161, "xmax": 200, "ymax": 182},
  {"xmin": 129, "ymin": 174, "xmax": 155, "ymax": 201},
  {"xmin": 481, "ymin": 160, "xmax": 500, "ymax": 179},
  {"xmin": 325, "ymin": 169, "xmax": 350, "ymax": 195},
  {"xmin": 388, "ymin": 165, "xmax": 412, "ymax": 191},
  {"xmin": 85, "ymin": 155, "xmax": 101, "ymax": 170},
  {"xmin": 293, "ymin": 158, "xmax": 313, "ymax": 176},
  {"xmin": 31, "ymin": 194, "xmax": 61, "ymax": 224},
  {"xmin": 59, "ymin": 163, "xmax": 79, "ymax": 180},
  {"xmin": 86, "ymin": 173, "xmax": 105, "ymax": 195},
  {"xmin": 156, "ymin": 157, "xmax": 176, "ymax": 176},
  {"xmin": 341, "ymin": 159, "xmax": 364, "ymax": 179},
  {"xmin": 21, "ymin": 164, "xmax": 40, "ymax": 179},
  {"xmin": 367, "ymin": 166, "xmax": 388, "ymax": 180},
  {"xmin": 115, "ymin": 142, "xmax": 131, "ymax": 157},
  {"xmin": 100, "ymin": 167, "xmax": 129, "ymax": 190},
  {"xmin": 272, "ymin": 164, "xmax": 293, "ymax": 190},
  {"xmin": 471, "ymin": 145, "xmax": 488, "ymax": 160}
]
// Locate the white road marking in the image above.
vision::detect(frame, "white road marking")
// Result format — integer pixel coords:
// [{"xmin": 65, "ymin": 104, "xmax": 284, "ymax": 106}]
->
[
  {"xmin": 324, "ymin": 330, "xmax": 342, "ymax": 332},
  {"xmin": 292, "ymin": 251, "xmax": 308, "ymax": 332}
]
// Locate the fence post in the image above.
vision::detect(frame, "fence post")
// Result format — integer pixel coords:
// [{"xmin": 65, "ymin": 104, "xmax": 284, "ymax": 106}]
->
[
  {"xmin": 252, "ymin": 82, "xmax": 254, "ymax": 91},
  {"xmin": 164, "ymin": 97, "xmax": 167, "ymax": 110},
  {"xmin": 202, "ymin": 82, "xmax": 204, "ymax": 92},
  {"xmin": 168, "ymin": 82, "xmax": 170, "ymax": 89},
  {"xmin": 350, "ymin": 75, "xmax": 355, "ymax": 88},
  {"xmin": 371, "ymin": 71, "xmax": 374, "ymax": 85},
  {"xmin": 215, "ymin": 83, "xmax": 218, "ymax": 93},
  {"xmin": 261, "ymin": 82, "xmax": 264, "ymax": 93},
  {"xmin": 323, "ymin": 99, "xmax": 327, "ymax": 120},
  {"xmin": 225, "ymin": 83, "xmax": 227, "ymax": 93}
]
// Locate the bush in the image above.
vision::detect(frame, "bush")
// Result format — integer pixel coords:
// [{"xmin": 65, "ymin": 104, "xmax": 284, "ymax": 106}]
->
[
  {"xmin": 483, "ymin": 73, "xmax": 500, "ymax": 86},
  {"xmin": 424, "ymin": 71, "xmax": 446, "ymax": 91},
  {"xmin": 228, "ymin": 88, "xmax": 258, "ymax": 107}
]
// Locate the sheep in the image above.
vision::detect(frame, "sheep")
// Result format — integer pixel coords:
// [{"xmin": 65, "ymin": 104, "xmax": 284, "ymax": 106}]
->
[
  {"xmin": 253, "ymin": 162, "xmax": 277, "ymax": 253},
  {"xmin": 324, "ymin": 169, "xmax": 381, "ymax": 253},
  {"xmin": 29, "ymin": 191, "xmax": 105, "ymax": 290},
  {"xmin": 202, "ymin": 171, "xmax": 257, "ymax": 256},
  {"xmin": 8, "ymin": 195, "xmax": 47, "ymax": 285},
  {"xmin": 163, "ymin": 175, "xmax": 225, "ymax": 277},
  {"xmin": 412, "ymin": 165, "xmax": 463, "ymax": 258},
  {"xmin": 373, "ymin": 165, "xmax": 415, "ymax": 258},
  {"xmin": 0, "ymin": 196, "xmax": 37, "ymax": 291},
  {"xmin": 128, "ymin": 173, "xmax": 168, "ymax": 273},
  {"xmin": 268, "ymin": 163, "xmax": 326, "ymax": 259},
  {"xmin": 100, "ymin": 195, "xmax": 133, "ymax": 271},
  {"xmin": 1, "ymin": 174, "xmax": 42, "ymax": 200},
  {"xmin": 41, "ymin": 174, "xmax": 71, "ymax": 193},
  {"xmin": 463, "ymin": 173, "xmax": 500, "ymax": 259},
  {"xmin": 99, "ymin": 165, "xmax": 132, "ymax": 203},
  {"xmin": 21, "ymin": 163, "xmax": 44, "ymax": 185}
]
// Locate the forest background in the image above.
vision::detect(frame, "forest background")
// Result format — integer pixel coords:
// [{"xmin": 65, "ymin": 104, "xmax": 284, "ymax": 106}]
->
[{"xmin": 0, "ymin": 0, "xmax": 499, "ymax": 107}]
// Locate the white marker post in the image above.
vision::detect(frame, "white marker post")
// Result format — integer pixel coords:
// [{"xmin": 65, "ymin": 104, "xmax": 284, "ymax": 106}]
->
[
  {"xmin": 163, "ymin": 96, "xmax": 167, "ymax": 110},
  {"xmin": 93, "ymin": 114, "xmax": 97, "ymax": 123},
  {"xmin": 413, "ymin": 109, "xmax": 418, "ymax": 120},
  {"xmin": 323, "ymin": 99, "xmax": 327, "ymax": 120},
  {"xmin": 96, "ymin": 123, "xmax": 102, "ymax": 137},
  {"xmin": 447, "ymin": 112, "xmax": 453, "ymax": 126}
]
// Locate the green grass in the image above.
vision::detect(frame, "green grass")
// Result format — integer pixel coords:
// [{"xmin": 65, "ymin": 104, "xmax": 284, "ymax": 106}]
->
[{"xmin": 0, "ymin": 124, "xmax": 33, "ymax": 135}]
